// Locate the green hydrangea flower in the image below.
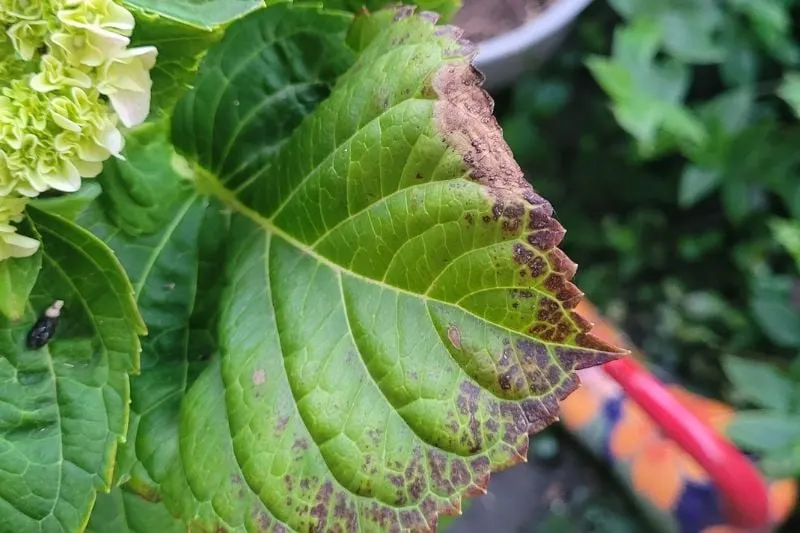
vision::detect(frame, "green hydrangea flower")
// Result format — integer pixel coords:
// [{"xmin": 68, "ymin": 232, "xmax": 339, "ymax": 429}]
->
[
  {"xmin": 0, "ymin": 0, "xmax": 158, "ymax": 261},
  {"xmin": 0, "ymin": 195, "xmax": 38, "ymax": 260}
]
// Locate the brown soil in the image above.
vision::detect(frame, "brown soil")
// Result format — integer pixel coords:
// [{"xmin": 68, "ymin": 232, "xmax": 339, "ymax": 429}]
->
[{"xmin": 452, "ymin": 0, "xmax": 555, "ymax": 43}]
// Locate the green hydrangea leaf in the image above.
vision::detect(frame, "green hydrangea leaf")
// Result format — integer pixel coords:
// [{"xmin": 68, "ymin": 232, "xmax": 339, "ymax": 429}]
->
[
  {"xmin": 728, "ymin": 411, "xmax": 800, "ymax": 452},
  {"xmin": 124, "ymin": 0, "xmax": 263, "ymax": 112},
  {"xmin": 678, "ymin": 165, "xmax": 720, "ymax": 207},
  {"xmin": 124, "ymin": 9, "xmax": 221, "ymax": 113},
  {"xmin": 728, "ymin": 0, "xmax": 800, "ymax": 64},
  {"xmin": 78, "ymin": 190, "xmax": 226, "ymax": 497},
  {"xmin": 171, "ymin": 2, "xmax": 355, "ymax": 187},
  {"xmin": 0, "ymin": 209, "xmax": 144, "ymax": 532},
  {"xmin": 722, "ymin": 355, "xmax": 793, "ymax": 412},
  {"xmin": 86, "ymin": 487, "xmax": 184, "ymax": 533},
  {"xmin": 0, "ymin": 218, "xmax": 41, "ymax": 320},
  {"xmin": 608, "ymin": 0, "xmax": 726, "ymax": 63},
  {"xmin": 168, "ymin": 4, "xmax": 623, "ymax": 530},
  {"xmin": 159, "ymin": 357, "xmax": 284, "ymax": 531},
  {"xmin": 79, "ymin": 4, "xmax": 353, "ymax": 515},
  {"xmin": 778, "ymin": 71, "xmax": 800, "ymax": 119},
  {"xmin": 587, "ymin": 21, "xmax": 705, "ymax": 156},
  {"xmin": 770, "ymin": 218, "xmax": 800, "ymax": 272},
  {"xmin": 750, "ymin": 272, "xmax": 800, "ymax": 349},
  {"xmin": 96, "ymin": 119, "xmax": 193, "ymax": 236},
  {"xmin": 29, "ymin": 183, "xmax": 103, "ymax": 222},
  {"xmin": 124, "ymin": 0, "xmax": 264, "ymax": 29}
]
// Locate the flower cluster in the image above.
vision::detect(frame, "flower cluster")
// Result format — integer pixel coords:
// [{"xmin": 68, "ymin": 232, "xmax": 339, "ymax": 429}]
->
[{"xmin": 0, "ymin": 0, "xmax": 157, "ymax": 261}]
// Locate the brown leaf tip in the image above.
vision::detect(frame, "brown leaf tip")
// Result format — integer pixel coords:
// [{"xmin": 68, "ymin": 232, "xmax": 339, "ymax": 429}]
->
[
  {"xmin": 430, "ymin": 46, "xmax": 626, "ymax": 358},
  {"xmin": 391, "ymin": 4, "xmax": 477, "ymax": 58}
]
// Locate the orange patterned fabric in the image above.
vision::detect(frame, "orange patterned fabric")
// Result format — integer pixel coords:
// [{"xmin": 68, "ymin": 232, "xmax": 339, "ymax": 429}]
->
[
  {"xmin": 609, "ymin": 395, "xmax": 709, "ymax": 510},
  {"xmin": 558, "ymin": 300, "xmax": 798, "ymax": 532}
]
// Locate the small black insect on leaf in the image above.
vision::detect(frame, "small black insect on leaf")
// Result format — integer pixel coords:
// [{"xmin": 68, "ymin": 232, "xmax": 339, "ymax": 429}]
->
[{"xmin": 27, "ymin": 300, "xmax": 64, "ymax": 350}]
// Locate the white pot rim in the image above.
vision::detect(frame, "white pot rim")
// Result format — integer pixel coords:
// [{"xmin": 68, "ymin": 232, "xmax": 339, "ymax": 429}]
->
[{"xmin": 473, "ymin": 0, "xmax": 593, "ymax": 65}]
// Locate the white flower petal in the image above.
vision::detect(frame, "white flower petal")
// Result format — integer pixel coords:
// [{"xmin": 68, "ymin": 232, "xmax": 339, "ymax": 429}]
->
[
  {"xmin": 109, "ymin": 89, "xmax": 151, "ymax": 128},
  {"xmin": 41, "ymin": 160, "xmax": 81, "ymax": 192},
  {"xmin": 0, "ymin": 233, "xmax": 40, "ymax": 260}
]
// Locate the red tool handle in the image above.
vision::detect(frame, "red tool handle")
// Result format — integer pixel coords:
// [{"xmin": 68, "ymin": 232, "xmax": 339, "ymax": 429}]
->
[{"xmin": 603, "ymin": 357, "xmax": 771, "ymax": 530}]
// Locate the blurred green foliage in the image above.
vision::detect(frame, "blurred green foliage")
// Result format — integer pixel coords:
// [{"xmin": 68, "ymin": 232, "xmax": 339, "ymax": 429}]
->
[{"xmin": 493, "ymin": 0, "xmax": 800, "ymax": 526}]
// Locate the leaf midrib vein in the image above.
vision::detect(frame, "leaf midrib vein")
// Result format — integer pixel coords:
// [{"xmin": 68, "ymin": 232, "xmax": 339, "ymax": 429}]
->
[
  {"xmin": 205, "ymin": 172, "xmax": 585, "ymax": 355},
  {"xmin": 133, "ymin": 195, "xmax": 198, "ymax": 296}
]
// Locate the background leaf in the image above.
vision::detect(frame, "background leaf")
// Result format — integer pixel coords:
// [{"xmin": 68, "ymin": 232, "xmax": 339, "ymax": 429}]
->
[
  {"xmin": 750, "ymin": 273, "xmax": 800, "ymax": 348},
  {"xmin": 81, "ymin": 2, "xmax": 357, "ymax": 519},
  {"xmin": 678, "ymin": 165, "xmax": 720, "ymax": 207},
  {"xmin": 77, "ymin": 116, "xmax": 232, "ymax": 500},
  {"xmin": 96, "ymin": 119, "xmax": 193, "ymax": 236},
  {"xmin": 778, "ymin": 72, "xmax": 800, "ymax": 118},
  {"xmin": 586, "ymin": 21, "xmax": 705, "ymax": 155},
  {"xmin": 722, "ymin": 354, "xmax": 793, "ymax": 412},
  {"xmin": 86, "ymin": 487, "xmax": 184, "ymax": 533},
  {"xmin": 171, "ymin": 2, "xmax": 355, "ymax": 189},
  {"xmin": 608, "ymin": 0, "xmax": 726, "ymax": 63},
  {"xmin": 124, "ymin": 0, "xmax": 268, "ymax": 113},
  {"xmin": 79, "ymin": 191, "xmax": 225, "ymax": 496},
  {"xmin": 771, "ymin": 218, "xmax": 800, "ymax": 271},
  {"xmin": 728, "ymin": 411, "xmax": 800, "ymax": 452},
  {"xmin": 29, "ymin": 182, "xmax": 102, "ymax": 222},
  {"xmin": 0, "ymin": 209, "xmax": 143, "ymax": 532},
  {"xmin": 124, "ymin": 0, "xmax": 263, "ymax": 29},
  {"xmin": 168, "ymin": 5, "xmax": 622, "ymax": 530}
]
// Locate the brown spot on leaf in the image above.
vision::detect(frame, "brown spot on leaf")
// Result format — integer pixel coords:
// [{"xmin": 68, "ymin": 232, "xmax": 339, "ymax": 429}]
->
[
  {"xmin": 546, "ymin": 365, "xmax": 561, "ymax": 386},
  {"xmin": 498, "ymin": 371, "xmax": 512, "ymax": 391},
  {"xmin": 499, "ymin": 403, "xmax": 527, "ymax": 443},
  {"xmin": 450, "ymin": 458, "xmax": 470, "ymax": 488},
  {"xmin": 365, "ymin": 502, "xmax": 396, "ymax": 529},
  {"xmin": 333, "ymin": 492, "xmax": 357, "ymax": 531},
  {"xmin": 516, "ymin": 339, "xmax": 549, "ymax": 368},
  {"xmin": 466, "ymin": 470, "xmax": 490, "ymax": 496},
  {"xmin": 252, "ymin": 369, "xmax": 266, "ymax": 386},
  {"xmin": 456, "ymin": 381, "xmax": 483, "ymax": 452},
  {"xmin": 420, "ymin": 497, "xmax": 439, "ymax": 530},
  {"xmin": 388, "ymin": 473, "xmax": 404, "ymax": 488},
  {"xmin": 430, "ymin": 57, "xmax": 626, "ymax": 376},
  {"xmin": 521, "ymin": 398, "xmax": 558, "ymax": 433},
  {"xmin": 275, "ymin": 416, "xmax": 289, "ymax": 432},
  {"xmin": 310, "ymin": 481, "xmax": 333, "ymax": 531},
  {"xmin": 555, "ymin": 374, "xmax": 580, "ymax": 400},
  {"xmin": 254, "ymin": 511, "xmax": 271, "ymax": 530},
  {"xmin": 470, "ymin": 456, "xmax": 490, "ymax": 476},
  {"xmin": 367, "ymin": 428, "xmax": 382, "ymax": 446},
  {"xmin": 511, "ymin": 289, "xmax": 533, "ymax": 299},
  {"xmin": 393, "ymin": 5, "xmax": 415, "ymax": 20},
  {"xmin": 400, "ymin": 509, "xmax": 426, "ymax": 529},
  {"xmin": 427, "ymin": 449, "xmax": 452, "ymax": 493},
  {"xmin": 405, "ymin": 446, "xmax": 427, "ymax": 502},
  {"xmin": 419, "ymin": 10, "xmax": 440, "ymax": 24},
  {"xmin": 527, "ymin": 370, "xmax": 551, "ymax": 395},
  {"xmin": 447, "ymin": 325, "xmax": 462, "ymax": 349},
  {"xmin": 527, "ymin": 229, "xmax": 563, "ymax": 251}
]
